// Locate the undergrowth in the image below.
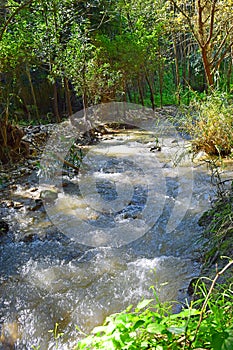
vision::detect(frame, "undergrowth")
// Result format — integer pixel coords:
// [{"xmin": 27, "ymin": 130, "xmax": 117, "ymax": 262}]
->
[
  {"xmin": 185, "ymin": 91, "xmax": 233, "ymax": 156},
  {"xmin": 198, "ymin": 160, "xmax": 233, "ymax": 268},
  {"xmin": 200, "ymin": 197, "xmax": 233, "ymax": 267},
  {"xmin": 75, "ymin": 260, "xmax": 233, "ymax": 350}
]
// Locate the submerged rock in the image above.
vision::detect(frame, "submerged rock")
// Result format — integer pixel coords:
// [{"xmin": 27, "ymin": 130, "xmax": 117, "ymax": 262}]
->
[
  {"xmin": 150, "ymin": 145, "xmax": 162, "ymax": 152},
  {"xmin": 0, "ymin": 220, "xmax": 9, "ymax": 235},
  {"xmin": 0, "ymin": 321, "xmax": 20, "ymax": 350},
  {"xmin": 40, "ymin": 189, "xmax": 58, "ymax": 202},
  {"xmin": 21, "ymin": 233, "xmax": 39, "ymax": 243},
  {"xmin": 29, "ymin": 199, "xmax": 44, "ymax": 211}
]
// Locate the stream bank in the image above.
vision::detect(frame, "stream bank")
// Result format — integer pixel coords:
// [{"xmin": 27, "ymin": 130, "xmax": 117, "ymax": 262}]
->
[{"xmin": 198, "ymin": 175, "xmax": 233, "ymax": 283}]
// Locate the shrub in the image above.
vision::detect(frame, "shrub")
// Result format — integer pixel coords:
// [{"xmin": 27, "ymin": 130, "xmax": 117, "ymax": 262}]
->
[
  {"xmin": 75, "ymin": 261, "xmax": 233, "ymax": 350},
  {"xmin": 188, "ymin": 92, "xmax": 233, "ymax": 156}
]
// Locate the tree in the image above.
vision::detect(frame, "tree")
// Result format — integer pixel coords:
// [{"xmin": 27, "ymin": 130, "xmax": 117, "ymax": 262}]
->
[
  {"xmin": 170, "ymin": 0, "xmax": 233, "ymax": 88},
  {"xmin": 114, "ymin": 0, "xmax": 169, "ymax": 107},
  {"xmin": 0, "ymin": 0, "xmax": 37, "ymax": 163}
]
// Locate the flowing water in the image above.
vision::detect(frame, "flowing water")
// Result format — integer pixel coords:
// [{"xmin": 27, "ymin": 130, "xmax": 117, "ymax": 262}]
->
[{"xmin": 0, "ymin": 127, "xmax": 214, "ymax": 349}]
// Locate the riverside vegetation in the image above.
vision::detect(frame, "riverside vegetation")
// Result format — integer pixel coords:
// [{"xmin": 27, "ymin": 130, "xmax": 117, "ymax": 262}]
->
[
  {"xmin": 74, "ymin": 262, "xmax": 233, "ymax": 349},
  {"xmin": 2, "ymin": 0, "xmax": 233, "ymax": 164}
]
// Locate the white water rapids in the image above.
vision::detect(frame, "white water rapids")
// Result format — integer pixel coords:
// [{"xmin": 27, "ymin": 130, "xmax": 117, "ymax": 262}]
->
[{"xmin": 0, "ymin": 127, "xmax": 214, "ymax": 349}]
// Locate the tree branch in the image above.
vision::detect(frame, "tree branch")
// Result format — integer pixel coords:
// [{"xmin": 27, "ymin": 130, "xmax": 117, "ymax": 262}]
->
[
  {"xmin": 197, "ymin": 0, "xmax": 205, "ymax": 47},
  {"xmin": 215, "ymin": 40, "xmax": 233, "ymax": 69},
  {"xmin": 210, "ymin": 26, "xmax": 233, "ymax": 66},
  {"xmin": 169, "ymin": 0, "xmax": 202, "ymax": 47},
  {"xmin": 0, "ymin": 0, "xmax": 33, "ymax": 41},
  {"xmin": 206, "ymin": 0, "xmax": 217, "ymax": 45}
]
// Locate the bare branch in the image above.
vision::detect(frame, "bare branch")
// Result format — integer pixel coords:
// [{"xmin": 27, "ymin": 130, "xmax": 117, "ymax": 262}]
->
[{"xmin": 96, "ymin": 10, "xmax": 107, "ymax": 30}]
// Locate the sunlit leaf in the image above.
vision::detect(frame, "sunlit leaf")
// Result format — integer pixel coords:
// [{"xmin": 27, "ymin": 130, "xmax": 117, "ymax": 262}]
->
[
  {"xmin": 135, "ymin": 299, "xmax": 154, "ymax": 311},
  {"xmin": 167, "ymin": 326, "xmax": 186, "ymax": 335},
  {"xmin": 147, "ymin": 323, "xmax": 166, "ymax": 334}
]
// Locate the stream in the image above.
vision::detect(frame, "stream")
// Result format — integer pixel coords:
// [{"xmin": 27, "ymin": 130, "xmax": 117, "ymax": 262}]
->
[{"xmin": 0, "ymin": 106, "xmax": 216, "ymax": 349}]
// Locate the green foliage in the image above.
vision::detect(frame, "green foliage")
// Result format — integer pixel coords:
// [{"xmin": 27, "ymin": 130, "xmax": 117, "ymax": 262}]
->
[
  {"xmin": 186, "ymin": 92, "xmax": 233, "ymax": 156},
  {"xmin": 75, "ymin": 270, "xmax": 233, "ymax": 350},
  {"xmin": 48, "ymin": 322, "xmax": 64, "ymax": 349},
  {"xmin": 1, "ymin": 0, "xmax": 233, "ymax": 123},
  {"xmin": 199, "ymin": 179, "xmax": 233, "ymax": 267}
]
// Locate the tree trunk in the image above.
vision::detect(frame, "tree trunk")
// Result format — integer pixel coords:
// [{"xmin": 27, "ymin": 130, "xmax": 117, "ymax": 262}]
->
[
  {"xmin": 64, "ymin": 77, "xmax": 73, "ymax": 116},
  {"xmin": 25, "ymin": 64, "xmax": 40, "ymax": 120},
  {"xmin": 145, "ymin": 73, "xmax": 155, "ymax": 110},
  {"xmin": 127, "ymin": 86, "xmax": 133, "ymax": 103},
  {"xmin": 53, "ymin": 81, "xmax": 61, "ymax": 122},
  {"xmin": 158, "ymin": 45, "xmax": 164, "ymax": 108},
  {"xmin": 137, "ymin": 78, "xmax": 144, "ymax": 106},
  {"xmin": 187, "ymin": 42, "xmax": 191, "ymax": 104},
  {"xmin": 226, "ymin": 47, "xmax": 233, "ymax": 92},
  {"xmin": 21, "ymin": 95, "xmax": 31, "ymax": 121},
  {"xmin": 182, "ymin": 34, "xmax": 187, "ymax": 91},
  {"xmin": 201, "ymin": 48, "xmax": 214, "ymax": 87},
  {"xmin": 172, "ymin": 34, "xmax": 181, "ymax": 104}
]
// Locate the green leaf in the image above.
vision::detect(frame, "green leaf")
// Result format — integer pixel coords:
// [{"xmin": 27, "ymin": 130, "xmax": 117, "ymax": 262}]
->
[
  {"xmin": 92, "ymin": 324, "xmax": 115, "ymax": 335},
  {"xmin": 125, "ymin": 304, "xmax": 133, "ymax": 312},
  {"xmin": 141, "ymin": 340, "xmax": 149, "ymax": 347},
  {"xmin": 133, "ymin": 320, "xmax": 145, "ymax": 330},
  {"xmin": 211, "ymin": 330, "xmax": 233, "ymax": 350},
  {"xmin": 135, "ymin": 299, "xmax": 154, "ymax": 311},
  {"xmin": 169, "ymin": 308, "xmax": 200, "ymax": 319},
  {"xmin": 147, "ymin": 323, "xmax": 166, "ymax": 334},
  {"xmin": 167, "ymin": 326, "xmax": 186, "ymax": 335}
]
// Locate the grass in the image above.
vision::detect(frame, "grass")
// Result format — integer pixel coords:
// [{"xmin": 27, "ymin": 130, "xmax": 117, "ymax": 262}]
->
[
  {"xmin": 184, "ymin": 91, "xmax": 233, "ymax": 157},
  {"xmin": 200, "ymin": 198, "xmax": 233, "ymax": 268},
  {"xmin": 198, "ymin": 163, "xmax": 233, "ymax": 273}
]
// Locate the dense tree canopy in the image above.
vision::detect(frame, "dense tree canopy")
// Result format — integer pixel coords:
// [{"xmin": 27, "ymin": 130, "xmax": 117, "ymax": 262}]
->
[{"xmin": 0, "ymin": 0, "xmax": 233, "ymax": 127}]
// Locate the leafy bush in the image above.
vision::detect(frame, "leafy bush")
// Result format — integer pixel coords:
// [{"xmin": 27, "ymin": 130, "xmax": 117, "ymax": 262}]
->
[
  {"xmin": 75, "ymin": 262, "xmax": 233, "ymax": 350},
  {"xmin": 188, "ymin": 92, "xmax": 233, "ymax": 156}
]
